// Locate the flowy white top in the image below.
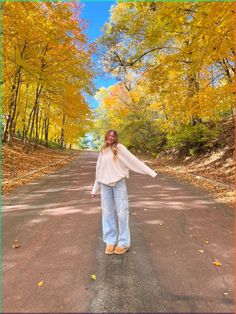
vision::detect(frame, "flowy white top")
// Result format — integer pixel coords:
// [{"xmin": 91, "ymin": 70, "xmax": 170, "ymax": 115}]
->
[{"xmin": 91, "ymin": 143, "xmax": 157, "ymax": 194}]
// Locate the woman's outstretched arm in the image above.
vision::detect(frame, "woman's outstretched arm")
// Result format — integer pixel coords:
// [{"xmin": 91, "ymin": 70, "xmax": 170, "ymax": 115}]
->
[{"xmin": 117, "ymin": 143, "xmax": 157, "ymax": 177}]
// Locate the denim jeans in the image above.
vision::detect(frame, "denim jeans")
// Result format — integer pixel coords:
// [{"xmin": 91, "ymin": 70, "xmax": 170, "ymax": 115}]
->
[{"xmin": 100, "ymin": 177, "xmax": 130, "ymax": 247}]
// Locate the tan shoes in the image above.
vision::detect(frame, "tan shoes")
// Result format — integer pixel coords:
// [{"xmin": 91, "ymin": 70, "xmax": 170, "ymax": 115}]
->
[
  {"xmin": 105, "ymin": 244, "xmax": 115, "ymax": 255},
  {"xmin": 114, "ymin": 246, "xmax": 130, "ymax": 254},
  {"xmin": 105, "ymin": 244, "xmax": 130, "ymax": 255}
]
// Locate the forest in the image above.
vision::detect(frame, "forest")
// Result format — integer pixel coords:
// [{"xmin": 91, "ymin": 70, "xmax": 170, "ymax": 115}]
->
[
  {"xmin": 92, "ymin": 2, "xmax": 234, "ymax": 156},
  {"xmin": 2, "ymin": 2, "xmax": 96, "ymax": 152},
  {"xmin": 2, "ymin": 2, "xmax": 234, "ymax": 155},
  {"xmin": 2, "ymin": 2, "xmax": 235, "ymax": 202}
]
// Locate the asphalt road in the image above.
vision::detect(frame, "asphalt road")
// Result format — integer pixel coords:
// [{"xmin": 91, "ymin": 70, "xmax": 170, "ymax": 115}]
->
[{"xmin": 2, "ymin": 150, "xmax": 234, "ymax": 313}]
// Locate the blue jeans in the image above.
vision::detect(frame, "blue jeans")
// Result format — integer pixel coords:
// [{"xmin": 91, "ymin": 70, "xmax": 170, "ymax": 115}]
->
[{"xmin": 100, "ymin": 177, "xmax": 130, "ymax": 247}]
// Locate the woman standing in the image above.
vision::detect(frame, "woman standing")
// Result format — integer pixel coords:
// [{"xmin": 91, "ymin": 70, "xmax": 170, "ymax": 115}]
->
[{"xmin": 91, "ymin": 129, "xmax": 157, "ymax": 255}]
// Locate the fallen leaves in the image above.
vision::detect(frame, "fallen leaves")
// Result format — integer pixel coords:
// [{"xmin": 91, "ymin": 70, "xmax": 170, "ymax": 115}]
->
[
  {"xmin": 2, "ymin": 138, "xmax": 80, "ymax": 195},
  {"xmin": 192, "ymin": 240, "xmax": 223, "ymax": 267},
  {"xmin": 13, "ymin": 240, "xmax": 21, "ymax": 249},
  {"xmin": 213, "ymin": 260, "xmax": 222, "ymax": 267},
  {"xmin": 90, "ymin": 274, "xmax": 96, "ymax": 281},
  {"xmin": 148, "ymin": 148, "xmax": 234, "ymax": 207},
  {"xmin": 38, "ymin": 281, "xmax": 44, "ymax": 286}
]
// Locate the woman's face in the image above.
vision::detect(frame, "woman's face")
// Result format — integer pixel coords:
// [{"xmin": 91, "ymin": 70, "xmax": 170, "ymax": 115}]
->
[{"xmin": 107, "ymin": 132, "xmax": 116, "ymax": 145}]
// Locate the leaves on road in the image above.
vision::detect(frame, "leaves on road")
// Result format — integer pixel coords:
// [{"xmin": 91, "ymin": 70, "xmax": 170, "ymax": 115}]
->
[
  {"xmin": 213, "ymin": 260, "xmax": 222, "ymax": 267},
  {"xmin": 13, "ymin": 240, "xmax": 21, "ymax": 249},
  {"xmin": 38, "ymin": 281, "xmax": 44, "ymax": 286}
]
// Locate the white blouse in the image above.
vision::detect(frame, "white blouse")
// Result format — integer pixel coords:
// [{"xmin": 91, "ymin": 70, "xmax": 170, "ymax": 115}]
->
[{"xmin": 91, "ymin": 143, "xmax": 157, "ymax": 194}]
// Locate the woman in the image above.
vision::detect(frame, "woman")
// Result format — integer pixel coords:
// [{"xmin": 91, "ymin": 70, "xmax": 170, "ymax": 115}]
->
[{"xmin": 91, "ymin": 129, "xmax": 157, "ymax": 255}]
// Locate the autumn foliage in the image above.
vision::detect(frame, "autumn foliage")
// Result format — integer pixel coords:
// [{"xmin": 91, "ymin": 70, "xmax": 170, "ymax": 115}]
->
[
  {"xmin": 94, "ymin": 2, "xmax": 234, "ymax": 155},
  {"xmin": 2, "ymin": 2, "xmax": 96, "ymax": 152}
]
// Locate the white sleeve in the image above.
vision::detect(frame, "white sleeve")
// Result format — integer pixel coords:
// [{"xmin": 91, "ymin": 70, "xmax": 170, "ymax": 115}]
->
[
  {"xmin": 91, "ymin": 151, "xmax": 102, "ymax": 194},
  {"xmin": 117, "ymin": 143, "xmax": 157, "ymax": 177},
  {"xmin": 91, "ymin": 180, "xmax": 100, "ymax": 195}
]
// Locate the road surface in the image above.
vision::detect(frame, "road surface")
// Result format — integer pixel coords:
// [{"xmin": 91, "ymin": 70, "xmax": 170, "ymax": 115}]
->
[{"xmin": 2, "ymin": 151, "xmax": 234, "ymax": 313}]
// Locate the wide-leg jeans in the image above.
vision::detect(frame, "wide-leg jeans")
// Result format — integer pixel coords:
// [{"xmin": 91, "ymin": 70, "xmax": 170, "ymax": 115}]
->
[{"xmin": 100, "ymin": 177, "xmax": 130, "ymax": 247}]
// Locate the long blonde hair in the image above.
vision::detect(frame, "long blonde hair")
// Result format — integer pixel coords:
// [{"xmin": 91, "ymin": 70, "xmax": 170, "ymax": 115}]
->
[{"xmin": 100, "ymin": 129, "xmax": 119, "ymax": 161}]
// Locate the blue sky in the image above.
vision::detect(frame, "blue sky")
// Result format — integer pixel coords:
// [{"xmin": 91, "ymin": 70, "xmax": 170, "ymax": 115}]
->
[{"xmin": 80, "ymin": 1, "xmax": 118, "ymax": 109}]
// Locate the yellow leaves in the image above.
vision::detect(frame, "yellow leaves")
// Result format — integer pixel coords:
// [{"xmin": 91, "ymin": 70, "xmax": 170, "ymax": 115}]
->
[
  {"xmin": 168, "ymin": 70, "xmax": 179, "ymax": 80},
  {"xmin": 2, "ymin": 2, "xmax": 95, "ymax": 148},
  {"xmin": 193, "ymin": 239, "xmax": 223, "ymax": 268},
  {"xmin": 94, "ymin": 83, "xmax": 134, "ymax": 135},
  {"xmin": 149, "ymin": 102, "xmax": 161, "ymax": 111},
  {"xmin": 105, "ymin": 24, "xmax": 113, "ymax": 36},
  {"xmin": 98, "ymin": 2, "xmax": 234, "ymax": 140},
  {"xmin": 90, "ymin": 274, "xmax": 96, "ymax": 281},
  {"xmin": 213, "ymin": 260, "xmax": 222, "ymax": 267},
  {"xmin": 38, "ymin": 281, "xmax": 44, "ymax": 286}
]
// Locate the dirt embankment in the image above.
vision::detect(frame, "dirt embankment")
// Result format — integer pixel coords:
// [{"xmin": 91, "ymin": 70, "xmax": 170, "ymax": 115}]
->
[
  {"xmin": 2, "ymin": 138, "xmax": 81, "ymax": 195},
  {"xmin": 142, "ymin": 118, "xmax": 235, "ymax": 207}
]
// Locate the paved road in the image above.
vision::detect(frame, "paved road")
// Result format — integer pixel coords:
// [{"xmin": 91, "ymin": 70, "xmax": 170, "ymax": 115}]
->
[{"xmin": 3, "ymin": 151, "xmax": 234, "ymax": 313}]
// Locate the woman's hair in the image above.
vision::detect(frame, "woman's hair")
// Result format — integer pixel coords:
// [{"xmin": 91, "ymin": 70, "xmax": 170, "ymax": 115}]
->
[{"xmin": 100, "ymin": 129, "xmax": 119, "ymax": 160}]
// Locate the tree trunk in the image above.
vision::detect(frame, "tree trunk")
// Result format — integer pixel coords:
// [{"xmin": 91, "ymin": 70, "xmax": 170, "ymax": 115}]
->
[
  {"xmin": 22, "ymin": 84, "xmax": 29, "ymax": 144},
  {"xmin": 23, "ymin": 84, "xmax": 42, "ymax": 153},
  {"xmin": 23, "ymin": 44, "xmax": 48, "ymax": 152},
  {"xmin": 34, "ymin": 103, "xmax": 40, "ymax": 148},
  {"xmin": 40, "ymin": 110, "xmax": 45, "ymax": 145},
  {"xmin": 44, "ymin": 117, "xmax": 49, "ymax": 147},
  {"xmin": 23, "ymin": 106, "xmax": 34, "ymax": 148},
  {"xmin": 5, "ymin": 41, "xmax": 27, "ymax": 145},
  {"xmin": 60, "ymin": 114, "xmax": 66, "ymax": 149},
  {"xmin": 7, "ymin": 73, "xmax": 21, "ymax": 146},
  {"xmin": 13, "ymin": 110, "xmax": 19, "ymax": 137},
  {"xmin": 44, "ymin": 103, "xmax": 50, "ymax": 147}
]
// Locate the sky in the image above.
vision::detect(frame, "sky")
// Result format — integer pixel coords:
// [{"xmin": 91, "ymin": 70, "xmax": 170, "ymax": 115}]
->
[{"xmin": 80, "ymin": 1, "xmax": 118, "ymax": 110}]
